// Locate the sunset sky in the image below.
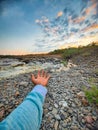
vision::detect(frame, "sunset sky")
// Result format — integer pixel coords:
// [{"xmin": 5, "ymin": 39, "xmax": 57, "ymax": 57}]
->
[{"xmin": 0, "ymin": 0, "xmax": 98, "ymax": 55}]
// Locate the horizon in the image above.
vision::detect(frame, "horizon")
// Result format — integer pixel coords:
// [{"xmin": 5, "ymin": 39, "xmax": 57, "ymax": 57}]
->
[{"xmin": 0, "ymin": 0, "xmax": 98, "ymax": 55}]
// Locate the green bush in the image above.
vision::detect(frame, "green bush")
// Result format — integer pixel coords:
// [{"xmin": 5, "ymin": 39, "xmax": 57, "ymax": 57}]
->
[
  {"xmin": 84, "ymin": 85, "xmax": 98, "ymax": 104},
  {"xmin": 62, "ymin": 47, "xmax": 80, "ymax": 59}
]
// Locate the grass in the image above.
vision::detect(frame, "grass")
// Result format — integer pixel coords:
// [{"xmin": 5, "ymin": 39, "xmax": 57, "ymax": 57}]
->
[
  {"xmin": 84, "ymin": 85, "xmax": 98, "ymax": 104},
  {"xmin": 49, "ymin": 42, "xmax": 98, "ymax": 60},
  {"xmin": 83, "ymin": 75, "xmax": 98, "ymax": 105},
  {"xmin": 61, "ymin": 60, "xmax": 67, "ymax": 66}
]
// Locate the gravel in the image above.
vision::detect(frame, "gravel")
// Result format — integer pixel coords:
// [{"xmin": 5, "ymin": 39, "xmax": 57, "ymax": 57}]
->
[{"xmin": 0, "ymin": 57, "xmax": 98, "ymax": 130}]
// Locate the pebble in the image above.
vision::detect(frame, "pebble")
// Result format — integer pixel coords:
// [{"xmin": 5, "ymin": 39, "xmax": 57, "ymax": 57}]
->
[
  {"xmin": 54, "ymin": 120, "xmax": 59, "ymax": 130},
  {"xmin": 15, "ymin": 91, "xmax": 20, "ymax": 97},
  {"xmin": 0, "ymin": 57, "xmax": 98, "ymax": 130},
  {"xmin": 59, "ymin": 101, "xmax": 68, "ymax": 107},
  {"xmin": 19, "ymin": 81, "xmax": 28, "ymax": 87},
  {"xmin": 54, "ymin": 103, "xmax": 58, "ymax": 108},
  {"xmin": 55, "ymin": 114, "xmax": 61, "ymax": 120},
  {"xmin": 77, "ymin": 91, "xmax": 85, "ymax": 99},
  {"xmin": 52, "ymin": 108, "xmax": 58, "ymax": 115}
]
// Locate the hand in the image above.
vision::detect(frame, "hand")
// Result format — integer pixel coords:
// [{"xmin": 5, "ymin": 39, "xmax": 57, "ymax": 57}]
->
[{"xmin": 31, "ymin": 70, "xmax": 51, "ymax": 87}]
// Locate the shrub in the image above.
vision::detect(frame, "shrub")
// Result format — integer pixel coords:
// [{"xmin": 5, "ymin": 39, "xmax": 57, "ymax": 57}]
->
[{"xmin": 62, "ymin": 47, "xmax": 80, "ymax": 59}]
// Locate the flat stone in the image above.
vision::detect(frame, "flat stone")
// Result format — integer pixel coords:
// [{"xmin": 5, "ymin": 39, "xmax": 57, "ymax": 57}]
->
[
  {"xmin": 60, "ymin": 113, "xmax": 65, "ymax": 120},
  {"xmin": 19, "ymin": 81, "xmax": 28, "ymax": 87},
  {"xmin": 59, "ymin": 101, "xmax": 68, "ymax": 107},
  {"xmin": 52, "ymin": 108, "xmax": 58, "ymax": 115},
  {"xmin": 55, "ymin": 114, "xmax": 61, "ymax": 120},
  {"xmin": 15, "ymin": 91, "xmax": 20, "ymax": 97},
  {"xmin": 54, "ymin": 103, "xmax": 58, "ymax": 108},
  {"xmin": 85, "ymin": 116, "xmax": 94, "ymax": 123},
  {"xmin": 54, "ymin": 120, "xmax": 59, "ymax": 130},
  {"xmin": 77, "ymin": 91, "xmax": 85, "ymax": 99},
  {"xmin": 70, "ymin": 125, "xmax": 79, "ymax": 130},
  {"xmin": 0, "ymin": 103, "xmax": 4, "ymax": 108}
]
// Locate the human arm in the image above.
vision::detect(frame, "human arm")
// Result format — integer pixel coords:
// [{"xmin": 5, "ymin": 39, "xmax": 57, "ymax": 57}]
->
[{"xmin": 0, "ymin": 70, "xmax": 50, "ymax": 130}]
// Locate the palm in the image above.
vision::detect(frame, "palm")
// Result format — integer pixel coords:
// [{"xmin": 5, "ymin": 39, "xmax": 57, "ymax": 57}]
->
[{"xmin": 31, "ymin": 70, "xmax": 50, "ymax": 87}]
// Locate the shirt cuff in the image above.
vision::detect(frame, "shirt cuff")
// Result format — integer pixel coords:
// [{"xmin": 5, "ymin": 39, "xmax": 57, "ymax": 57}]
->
[{"xmin": 31, "ymin": 85, "xmax": 48, "ymax": 97}]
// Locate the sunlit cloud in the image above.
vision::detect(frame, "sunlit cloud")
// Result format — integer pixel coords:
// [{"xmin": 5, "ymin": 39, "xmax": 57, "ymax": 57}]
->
[
  {"xmin": 57, "ymin": 11, "xmax": 63, "ymax": 17},
  {"xmin": 59, "ymin": 33, "xmax": 98, "ymax": 49},
  {"xmin": 84, "ymin": 2, "xmax": 97, "ymax": 15},
  {"xmin": 0, "ymin": 0, "xmax": 98, "ymax": 55},
  {"xmin": 82, "ymin": 24, "xmax": 98, "ymax": 32},
  {"xmin": 73, "ymin": 16, "xmax": 86, "ymax": 24}
]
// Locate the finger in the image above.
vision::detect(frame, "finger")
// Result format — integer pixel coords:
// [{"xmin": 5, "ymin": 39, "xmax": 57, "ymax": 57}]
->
[
  {"xmin": 46, "ymin": 74, "xmax": 51, "ymax": 80},
  {"xmin": 44, "ymin": 71, "xmax": 47, "ymax": 78},
  {"xmin": 41, "ymin": 70, "xmax": 45, "ymax": 77},
  {"xmin": 31, "ymin": 74, "xmax": 36, "ymax": 82},
  {"xmin": 37, "ymin": 70, "xmax": 40, "ymax": 77}
]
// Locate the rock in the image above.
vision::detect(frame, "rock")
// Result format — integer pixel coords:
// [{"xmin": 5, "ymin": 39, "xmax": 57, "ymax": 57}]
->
[
  {"xmin": 19, "ymin": 81, "xmax": 28, "ymax": 87},
  {"xmin": 81, "ymin": 97, "xmax": 89, "ymax": 106},
  {"xmin": 44, "ymin": 109, "xmax": 48, "ymax": 114},
  {"xmin": 59, "ymin": 101, "xmax": 68, "ymax": 107},
  {"xmin": 48, "ymin": 107, "xmax": 53, "ymax": 111},
  {"xmin": 0, "ymin": 108, "xmax": 5, "ymax": 119},
  {"xmin": 15, "ymin": 91, "xmax": 20, "ymax": 97},
  {"xmin": 70, "ymin": 125, "xmax": 79, "ymax": 130},
  {"xmin": 52, "ymin": 108, "xmax": 58, "ymax": 115},
  {"xmin": 77, "ymin": 91, "xmax": 85, "ymax": 99},
  {"xmin": 54, "ymin": 103, "xmax": 58, "ymax": 108},
  {"xmin": 85, "ymin": 116, "xmax": 94, "ymax": 123},
  {"xmin": 0, "ymin": 103, "xmax": 4, "ymax": 108},
  {"xmin": 54, "ymin": 120, "xmax": 59, "ymax": 130},
  {"xmin": 60, "ymin": 113, "xmax": 65, "ymax": 120},
  {"xmin": 55, "ymin": 114, "xmax": 61, "ymax": 120}
]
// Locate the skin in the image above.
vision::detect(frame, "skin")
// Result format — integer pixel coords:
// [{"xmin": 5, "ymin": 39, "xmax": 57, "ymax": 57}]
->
[{"xmin": 31, "ymin": 70, "xmax": 50, "ymax": 87}]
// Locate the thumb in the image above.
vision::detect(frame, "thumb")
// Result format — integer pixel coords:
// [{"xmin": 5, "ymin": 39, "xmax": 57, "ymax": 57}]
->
[{"xmin": 31, "ymin": 74, "xmax": 36, "ymax": 83}]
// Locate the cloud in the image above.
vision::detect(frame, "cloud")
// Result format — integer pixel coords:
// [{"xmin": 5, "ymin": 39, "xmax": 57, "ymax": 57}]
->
[
  {"xmin": 35, "ymin": 0, "xmax": 98, "ymax": 51},
  {"xmin": 72, "ymin": 0, "xmax": 98, "ymax": 24},
  {"xmin": 73, "ymin": 16, "xmax": 86, "ymax": 23},
  {"xmin": 84, "ymin": 2, "xmax": 97, "ymax": 15},
  {"xmin": 82, "ymin": 24, "xmax": 98, "ymax": 32},
  {"xmin": 59, "ymin": 33, "xmax": 98, "ymax": 49},
  {"xmin": 57, "ymin": 11, "xmax": 63, "ymax": 17}
]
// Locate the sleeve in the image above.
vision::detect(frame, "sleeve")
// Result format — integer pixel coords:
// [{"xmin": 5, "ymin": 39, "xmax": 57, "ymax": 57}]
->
[{"xmin": 0, "ymin": 85, "xmax": 47, "ymax": 130}]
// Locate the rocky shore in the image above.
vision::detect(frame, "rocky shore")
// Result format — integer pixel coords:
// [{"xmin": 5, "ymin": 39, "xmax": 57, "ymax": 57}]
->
[{"xmin": 0, "ymin": 55, "xmax": 98, "ymax": 130}]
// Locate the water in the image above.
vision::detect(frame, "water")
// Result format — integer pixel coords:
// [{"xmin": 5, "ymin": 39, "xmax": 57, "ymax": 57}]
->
[{"xmin": 0, "ymin": 58, "xmax": 64, "ymax": 80}]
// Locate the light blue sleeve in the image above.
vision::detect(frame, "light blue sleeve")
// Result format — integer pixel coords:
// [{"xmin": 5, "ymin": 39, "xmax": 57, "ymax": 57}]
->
[{"xmin": 0, "ymin": 85, "xmax": 47, "ymax": 130}]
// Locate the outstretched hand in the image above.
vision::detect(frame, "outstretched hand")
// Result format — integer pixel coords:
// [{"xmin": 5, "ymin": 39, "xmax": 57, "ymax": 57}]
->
[{"xmin": 31, "ymin": 70, "xmax": 50, "ymax": 87}]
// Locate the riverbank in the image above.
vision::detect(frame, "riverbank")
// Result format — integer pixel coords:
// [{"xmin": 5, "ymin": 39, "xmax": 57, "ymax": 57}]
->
[{"xmin": 0, "ymin": 53, "xmax": 98, "ymax": 129}]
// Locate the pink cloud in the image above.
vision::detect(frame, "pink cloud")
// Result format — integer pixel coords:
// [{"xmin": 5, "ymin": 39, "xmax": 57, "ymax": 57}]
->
[{"xmin": 57, "ymin": 11, "xmax": 63, "ymax": 17}]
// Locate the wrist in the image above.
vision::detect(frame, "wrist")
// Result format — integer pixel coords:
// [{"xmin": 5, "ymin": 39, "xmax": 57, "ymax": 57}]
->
[{"xmin": 31, "ymin": 84, "xmax": 48, "ymax": 97}]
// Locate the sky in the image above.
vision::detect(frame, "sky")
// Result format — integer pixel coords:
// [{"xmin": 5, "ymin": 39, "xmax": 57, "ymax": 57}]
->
[{"xmin": 0, "ymin": 0, "xmax": 98, "ymax": 55}]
